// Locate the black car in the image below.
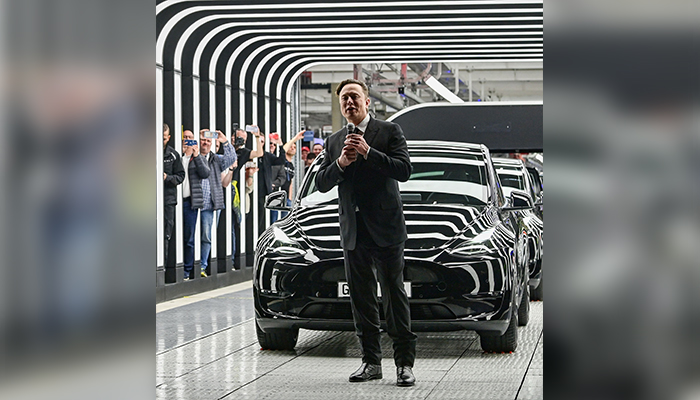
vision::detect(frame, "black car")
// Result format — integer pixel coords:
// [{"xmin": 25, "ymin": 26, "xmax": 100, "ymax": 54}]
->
[
  {"xmin": 493, "ymin": 157, "xmax": 544, "ymax": 300},
  {"xmin": 255, "ymin": 141, "xmax": 533, "ymax": 352},
  {"xmin": 525, "ymin": 165, "xmax": 544, "ymax": 218}
]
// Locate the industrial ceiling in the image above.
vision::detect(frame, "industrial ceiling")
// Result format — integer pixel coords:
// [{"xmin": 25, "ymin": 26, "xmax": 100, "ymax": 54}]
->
[{"xmin": 156, "ymin": 0, "xmax": 543, "ymax": 140}]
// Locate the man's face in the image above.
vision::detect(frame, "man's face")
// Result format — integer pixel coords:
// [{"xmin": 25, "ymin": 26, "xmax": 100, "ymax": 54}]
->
[
  {"xmin": 301, "ymin": 149, "xmax": 309, "ymax": 159},
  {"xmin": 200, "ymin": 137, "xmax": 212, "ymax": 154},
  {"xmin": 235, "ymin": 129, "xmax": 246, "ymax": 144},
  {"xmin": 313, "ymin": 144, "xmax": 323, "ymax": 155},
  {"xmin": 286, "ymin": 143, "xmax": 296, "ymax": 155},
  {"xmin": 269, "ymin": 143, "xmax": 277, "ymax": 153},
  {"xmin": 182, "ymin": 130, "xmax": 194, "ymax": 146},
  {"xmin": 163, "ymin": 128, "xmax": 170, "ymax": 148},
  {"xmin": 339, "ymin": 83, "xmax": 370, "ymax": 123}
]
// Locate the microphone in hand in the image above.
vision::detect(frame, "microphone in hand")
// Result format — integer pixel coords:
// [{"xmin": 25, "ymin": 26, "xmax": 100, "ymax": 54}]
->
[
  {"xmin": 339, "ymin": 145, "xmax": 357, "ymax": 168},
  {"xmin": 338, "ymin": 122, "xmax": 358, "ymax": 168}
]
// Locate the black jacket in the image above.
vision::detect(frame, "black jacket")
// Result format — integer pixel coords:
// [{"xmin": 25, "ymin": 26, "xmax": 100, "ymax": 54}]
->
[
  {"xmin": 257, "ymin": 150, "xmax": 288, "ymax": 198},
  {"xmin": 185, "ymin": 153, "xmax": 210, "ymax": 209},
  {"xmin": 315, "ymin": 117, "xmax": 412, "ymax": 250},
  {"xmin": 163, "ymin": 145, "xmax": 185, "ymax": 205}
]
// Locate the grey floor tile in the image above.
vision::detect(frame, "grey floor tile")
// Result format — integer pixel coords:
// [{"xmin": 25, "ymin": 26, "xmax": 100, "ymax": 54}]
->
[{"xmin": 156, "ymin": 285, "xmax": 544, "ymax": 400}]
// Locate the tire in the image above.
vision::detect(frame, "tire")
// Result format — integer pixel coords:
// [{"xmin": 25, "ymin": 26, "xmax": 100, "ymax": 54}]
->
[
  {"xmin": 479, "ymin": 313, "xmax": 518, "ymax": 353},
  {"xmin": 256, "ymin": 319, "xmax": 298, "ymax": 350},
  {"xmin": 517, "ymin": 285, "xmax": 530, "ymax": 326},
  {"xmin": 532, "ymin": 274, "xmax": 543, "ymax": 301}
]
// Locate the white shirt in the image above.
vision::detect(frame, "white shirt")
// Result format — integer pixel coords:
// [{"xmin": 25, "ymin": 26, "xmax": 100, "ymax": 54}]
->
[
  {"xmin": 356, "ymin": 113, "xmax": 370, "ymax": 134},
  {"xmin": 182, "ymin": 154, "xmax": 191, "ymax": 198},
  {"xmin": 337, "ymin": 114, "xmax": 372, "ymax": 172}
]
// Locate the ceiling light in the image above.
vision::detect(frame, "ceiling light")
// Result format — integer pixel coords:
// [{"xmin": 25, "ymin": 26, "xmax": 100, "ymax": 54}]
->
[{"xmin": 424, "ymin": 76, "xmax": 464, "ymax": 104}]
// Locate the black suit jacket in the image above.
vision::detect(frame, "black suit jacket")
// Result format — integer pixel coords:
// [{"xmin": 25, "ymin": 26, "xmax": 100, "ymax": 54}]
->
[{"xmin": 315, "ymin": 117, "xmax": 412, "ymax": 250}]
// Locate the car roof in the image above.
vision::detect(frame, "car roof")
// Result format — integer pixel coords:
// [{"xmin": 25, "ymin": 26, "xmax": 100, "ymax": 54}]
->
[
  {"xmin": 407, "ymin": 140, "xmax": 487, "ymax": 160},
  {"xmin": 492, "ymin": 157, "xmax": 525, "ymax": 168}
]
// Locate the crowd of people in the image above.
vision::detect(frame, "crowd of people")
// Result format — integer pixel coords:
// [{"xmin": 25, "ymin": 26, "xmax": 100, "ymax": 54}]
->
[{"xmin": 162, "ymin": 123, "xmax": 321, "ymax": 279}]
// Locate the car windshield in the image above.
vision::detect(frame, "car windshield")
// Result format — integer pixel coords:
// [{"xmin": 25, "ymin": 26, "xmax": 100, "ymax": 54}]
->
[
  {"xmin": 300, "ymin": 154, "xmax": 490, "ymax": 207},
  {"xmin": 526, "ymin": 168, "xmax": 542, "ymax": 196},
  {"xmin": 495, "ymin": 166, "xmax": 527, "ymax": 197}
]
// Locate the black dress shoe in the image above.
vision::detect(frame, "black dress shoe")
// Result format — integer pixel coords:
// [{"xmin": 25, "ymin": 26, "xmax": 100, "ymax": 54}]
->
[
  {"xmin": 396, "ymin": 366, "xmax": 416, "ymax": 387},
  {"xmin": 349, "ymin": 362, "xmax": 382, "ymax": 382}
]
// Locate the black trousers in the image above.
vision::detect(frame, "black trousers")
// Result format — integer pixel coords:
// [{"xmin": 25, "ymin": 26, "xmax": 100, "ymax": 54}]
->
[
  {"xmin": 343, "ymin": 213, "xmax": 417, "ymax": 367},
  {"xmin": 163, "ymin": 204, "xmax": 176, "ymax": 267}
]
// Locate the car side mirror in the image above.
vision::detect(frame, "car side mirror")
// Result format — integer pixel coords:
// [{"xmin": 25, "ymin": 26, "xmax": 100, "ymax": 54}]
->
[
  {"xmin": 535, "ymin": 192, "xmax": 543, "ymax": 206},
  {"xmin": 502, "ymin": 190, "xmax": 533, "ymax": 211},
  {"xmin": 264, "ymin": 190, "xmax": 291, "ymax": 211}
]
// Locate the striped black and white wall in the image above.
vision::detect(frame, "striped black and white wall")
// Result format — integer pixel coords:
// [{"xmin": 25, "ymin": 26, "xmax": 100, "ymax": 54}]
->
[{"xmin": 155, "ymin": 0, "xmax": 543, "ymax": 296}]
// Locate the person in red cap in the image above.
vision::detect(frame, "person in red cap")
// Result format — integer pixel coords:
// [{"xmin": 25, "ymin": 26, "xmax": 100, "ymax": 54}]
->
[{"xmin": 301, "ymin": 145, "xmax": 310, "ymax": 161}]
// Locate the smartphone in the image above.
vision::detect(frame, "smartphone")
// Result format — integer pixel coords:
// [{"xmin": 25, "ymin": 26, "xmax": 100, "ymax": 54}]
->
[
  {"xmin": 245, "ymin": 125, "xmax": 258, "ymax": 133},
  {"xmin": 201, "ymin": 130, "xmax": 217, "ymax": 139},
  {"xmin": 232, "ymin": 122, "xmax": 239, "ymax": 130},
  {"xmin": 184, "ymin": 139, "xmax": 197, "ymax": 146},
  {"xmin": 244, "ymin": 161, "xmax": 256, "ymax": 169}
]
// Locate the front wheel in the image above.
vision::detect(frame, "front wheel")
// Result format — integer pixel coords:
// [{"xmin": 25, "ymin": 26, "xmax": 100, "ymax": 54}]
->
[
  {"xmin": 479, "ymin": 313, "xmax": 518, "ymax": 353},
  {"xmin": 256, "ymin": 319, "xmax": 298, "ymax": 350},
  {"xmin": 532, "ymin": 274, "xmax": 543, "ymax": 301}
]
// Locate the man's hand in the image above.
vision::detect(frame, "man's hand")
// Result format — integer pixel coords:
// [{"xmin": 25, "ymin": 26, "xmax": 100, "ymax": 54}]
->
[
  {"xmin": 192, "ymin": 144, "xmax": 200, "ymax": 157},
  {"xmin": 183, "ymin": 143, "xmax": 193, "ymax": 156},
  {"xmin": 216, "ymin": 130, "xmax": 227, "ymax": 143},
  {"xmin": 252, "ymin": 125, "xmax": 261, "ymax": 137},
  {"xmin": 338, "ymin": 145, "xmax": 357, "ymax": 169},
  {"xmin": 344, "ymin": 133, "xmax": 370, "ymax": 157},
  {"xmin": 294, "ymin": 130, "xmax": 305, "ymax": 142},
  {"xmin": 245, "ymin": 166, "xmax": 259, "ymax": 179},
  {"xmin": 163, "ymin": 173, "xmax": 167, "ymax": 181}
]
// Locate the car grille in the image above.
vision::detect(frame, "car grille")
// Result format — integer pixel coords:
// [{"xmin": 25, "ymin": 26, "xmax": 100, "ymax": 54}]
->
[{"xmin": 298, "ymin": 301, "xmax": 457, "ymax": 320}]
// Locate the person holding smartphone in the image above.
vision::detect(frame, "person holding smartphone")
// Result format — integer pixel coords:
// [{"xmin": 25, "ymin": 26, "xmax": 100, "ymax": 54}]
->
[
  {"xmin": 255, "ymin": 129, "xmax": 305, "ymax": 233},
  {"xmin": 221, "ymin": 125, "xmax": 265, "ymax": 268},
  {"xmin": 181, "ymin": 130, "xmax": 209, "ymax": 280},
  {"xmin": 194, "ymin": 129, "xmax": 236, "ymax": 278}
]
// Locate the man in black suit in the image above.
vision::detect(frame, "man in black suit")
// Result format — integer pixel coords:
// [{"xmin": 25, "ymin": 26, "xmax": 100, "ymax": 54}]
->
[{"xmin": 315, "ymin": 79, "xmax": 417, "ymax": 387}]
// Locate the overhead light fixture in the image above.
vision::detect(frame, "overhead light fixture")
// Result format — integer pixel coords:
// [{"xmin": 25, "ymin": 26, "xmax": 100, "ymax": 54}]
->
[{"xmin": 424, "ymin": 75, "xmax": 464, "ymax": 104}]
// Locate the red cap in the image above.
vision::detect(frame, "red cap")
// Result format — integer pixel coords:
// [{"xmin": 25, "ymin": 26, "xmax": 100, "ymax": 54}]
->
[{"xmin": 301, "ymin": 146, "xmax": 310, "ymax": 152}]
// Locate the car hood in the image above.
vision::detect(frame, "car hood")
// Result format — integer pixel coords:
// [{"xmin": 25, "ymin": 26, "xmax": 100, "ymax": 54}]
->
[{"xmin": 289, "ymin": 203, "xmax": 487, "ymax": 253}]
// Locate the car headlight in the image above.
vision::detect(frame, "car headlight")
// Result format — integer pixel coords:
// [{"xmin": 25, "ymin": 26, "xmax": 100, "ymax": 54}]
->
[
  {"xmin": 271, "ymin": 246, "xmax": 306, "ymax": 258},
  {"xmin": 449, "ymin": 244, "xmax": 493, "ymax": 257},
  {"xmin": 447, "ymin": 227, "xmax": 499, "ymax": 258},
  {"xmin": 268, "ymin": 227, "xmax": 306, "ymax": 259}
]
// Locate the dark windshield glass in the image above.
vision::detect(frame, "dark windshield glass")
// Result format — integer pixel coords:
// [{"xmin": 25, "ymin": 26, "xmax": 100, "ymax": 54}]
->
[{"xmin": 300, "ymin": 154, "xmax": 489, "ymax": 207}]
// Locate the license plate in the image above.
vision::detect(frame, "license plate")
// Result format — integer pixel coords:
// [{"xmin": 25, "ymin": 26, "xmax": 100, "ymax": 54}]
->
[{"xmin": 338, "ymin": 282, "xmax": 411, "ymax": 298}]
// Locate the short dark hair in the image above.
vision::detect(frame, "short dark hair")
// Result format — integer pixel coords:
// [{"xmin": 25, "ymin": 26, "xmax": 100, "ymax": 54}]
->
[
  {"xmin": 335, "ymin": 78, "xmax": 369, "ymax": 97},
  {"xmin": 307, "ymin": 152, "xmax": 317, "ymax": 161}
]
